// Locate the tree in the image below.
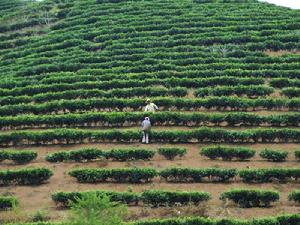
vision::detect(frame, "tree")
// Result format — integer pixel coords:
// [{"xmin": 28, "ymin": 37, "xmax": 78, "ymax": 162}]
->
[{"xmin": 65, "ymin": 193, "xmax": 127, "ymax": 225}]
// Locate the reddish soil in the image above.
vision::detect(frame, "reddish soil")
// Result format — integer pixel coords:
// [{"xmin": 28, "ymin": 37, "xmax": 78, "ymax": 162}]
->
[{"xmin": 0, "ymin": 143, "xmax": 299, "ymax": 223}]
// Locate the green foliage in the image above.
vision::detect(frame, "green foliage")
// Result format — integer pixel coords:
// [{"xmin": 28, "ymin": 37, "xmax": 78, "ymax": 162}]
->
[
  {"xmin": 69, "ymin": 168, "xmax": 157, "ymax": 183},
  {"xmin": 288, "ymin": 190, "xmax": 300, "ymax": 203},
  {"xmin": 200, "ymin": 145, "xmax": 255, "ymax": 160},
  {"xmin": 2, "ymin": 111, "xmax": 300, "ymax": 129},
  {"xmin": 220, "ymin": 189, "xmax": 279, "ymax": 208},
  {"xmin": 0, "ymin": 150, "xmax": 37, "ymax": 164},
  {"xmin": 160, "ymin": 168, "xmax": 237, "ymax": 182},
  {"xmin": 52, "ymin": 190, "xmax": 211, "ymax": 208},
  {"xmin": 141, "ymin": 190, "xmax": 211, "ymax": 207},
  {"xmin": 3, "ymin": 128, "xmax": 300, "ymax": 146},
  {"xmin": 46, "ymin": 148, "xmax": 155, "ymax": 162},
  {"xmin": 0, "ymin": 196, "xmax": 18, "ymax": 210},
  {"xmin": 1, "ymin": 97, "xmax": 300, "ymax": 116},
  {"xmin": 46, "ymin": 148, "xmax": 104, "ymax": 162},
  {"xmin": 195, "ymin": 85, "xmax": 274, "ymax": 97},
  {"xmin": 238, "ymin": 168, "xmax": 300, "ymax": 183},
  {"xmin": 133, "ymin": 214, "xmax": 300, "ymax": 225},
  {"xmin": 259, "ymin": 149, "xmax": 288, "ymax": 162},
  {"xmin": 105, "ymin": 149, "xmax": 155, "ymax": 161},
  {"xmin": 0, "ymin": 168, "xmax": 53, "ymax": 185},
  {"xmin": 52, "ymin": 190, "xmax": 140, "ymax": 207},
  {"xmin": 65, "ymin": 192, "xmax": 127, "ymax": 225},
  {"xmin": 157, "ymin": 147, "xmax": 187, "ymax": 160}
]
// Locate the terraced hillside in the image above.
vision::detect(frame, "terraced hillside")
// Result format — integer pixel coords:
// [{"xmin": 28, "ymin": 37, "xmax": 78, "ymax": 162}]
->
[{"xmin": 0, "ymin": 0, "xmax": 300, "ymax": 223}]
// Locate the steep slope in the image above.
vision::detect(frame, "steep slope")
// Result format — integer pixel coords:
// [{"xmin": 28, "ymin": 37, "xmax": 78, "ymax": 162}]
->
[{"xmin": 0, "ymin": 0, "xmax": 299, "ymax": 78}]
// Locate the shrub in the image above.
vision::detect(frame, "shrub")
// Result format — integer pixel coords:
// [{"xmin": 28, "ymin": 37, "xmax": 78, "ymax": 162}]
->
[
  {"xmin": 3, "ymin": 128, "xmax": 300, "ymax": 147},
  {"xmin": 4, "ymin": 112, "xmax": 300, "ymax": 130},
  {"xmin": 65, "ymin": 192, "xmax": 127, "ymax": 225},
  {"xmin": 45, "ymin": 151, "xmax": 70, "ymax": 162},
  {"xmin": 69, "ymin": 168, "xmax": 157, "ymax": 183},
  {"xmin": 46, "ymin": 148, "xmax": 154, "ymax": 162},
  {"xmin": 0, "ymin": 196, "xmax": 18, "ymax": 210},
  {"xmin": 141, "ymin": 190, "xmax": 211, "ymax": 207},
  {"xmin": 106, "ymin": 149, "xmax": 155, "ymax": 161},
  {"xmin": 0, "ymin": 168, "xmax": 53, "ymax": 185},
  {"xmin": 288, "ymin": 190, "xmax": 300, "ymax": 203},
  {"xmin": 238, "ymin": 168, "xmax": 300, "ymax": 183},
  {"xmin": 157, "ymin": 147, "xmax": 187, "ymax": 160},
  {"xmin": 160, "ymin": 168, "xmax": 237, "ymax": 182},
  {"xmin": 200, "ymin": 145, "xmax": 255, "ymax": 160},
  {"xmin": 0, "ymin": 150, "xmax": 37, "ymax": 164},
  {"xmin": 133, "ymin": 214, "xmax": 300, "ymax": 225},
  {"xmin": 220, "ymin": 189, "xmax": 279, "ymax": 207},
  {"xmin": 52, "ymin": 190, "xmax": 140, "ymax": 207},
  {"xmin": 52, "ymin": 190, "xmax": 211, "ymax": 208},
  {"xmin": 46, "ymin": 148, "xmax": 104, "ymax": 162},
  {"xmin": 259, "ymin": 149, "xmax": 288, "ymax": 162}
]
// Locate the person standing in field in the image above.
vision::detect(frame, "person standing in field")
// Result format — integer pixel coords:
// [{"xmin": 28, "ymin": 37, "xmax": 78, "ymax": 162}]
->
[
  {"xmin": 141, "ymin": 117, "xmax": 151, "ymax": 144},
  {"xmin": 144, "ymin": 98, "xmax": 158, "ymax": 112}
]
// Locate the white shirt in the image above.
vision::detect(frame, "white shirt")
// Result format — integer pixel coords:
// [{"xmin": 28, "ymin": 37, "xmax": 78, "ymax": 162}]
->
[{"xmin": 145, "ymin": 103, "xmax": 158, "ymax": 112}]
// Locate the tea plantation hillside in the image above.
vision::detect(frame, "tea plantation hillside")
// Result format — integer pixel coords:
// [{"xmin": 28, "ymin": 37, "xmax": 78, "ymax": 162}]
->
[{"xmin": 0, "ymin": 0, "xmax": 300, "ymax": 224}]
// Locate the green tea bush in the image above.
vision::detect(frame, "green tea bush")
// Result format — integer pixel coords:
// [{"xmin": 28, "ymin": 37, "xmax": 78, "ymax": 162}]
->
[
  {"xmin": 200, "ymin": 145, "xmax": 255, "ymax": 160},
  {"xmin": 0, "ymin": 196, "xmax": 18, "ymax": 210},
  {"xmin": 239, "ymin": 168, "xmax": 300, "ymax": 183},
  {"xmin": 52, "ymin": 190, "xmax": 140, "ymax": 207},
  {"xmin": 46, "ymin": 148, "xmax": 155, "ymax": 162},
  {"xmin": 259, "ymin": 149, "xmax": 288, "ymax": 162},
  {"xmin": 2, "ymin": 112, "xmax": 300, "ymax": 129},
  {"xmin": 195, "ymin": 85, "xmax": 274, "ymax": 97},
  {"xmin": 157, "ymin": 148, "xmax": 187, "ymax": 160},
  {"xmin": 220, "ymin": 189, "xmax": 279, "ymax": 207},
  {"xmin": 106, "ymin": 149, "xmax": 155, "ymax": 161},
  {"xmin": 288, "ymin": 190, "xmax": 300, "ymax": 203},
  {"xmin": 3, "ymin": 128, "xmax": 300, "ymax": 146},
  {"xmin": 0, "ymin": 168, "xmax": 53, "ymax": 185},
  {"xmin": 46, "ymin": 148, "xmax": 104, "ymax": 162},
  {"xmin": 52, "ymin": 190, "xmax": 211, "ymax": 208},
  {"xmin": 0, "ymin": 150, "xmax": 37, "ymax": 164},
  {"xmin": 141, "ymin": 190, "xmax": 211, "ymax": 207},
  {"xmin": 160, "ymin": 168, "xmax": 237, "ymax": 182},
  {"xmin": 69, "ymin": 168, "xmax": 157, "ymax": 183}
]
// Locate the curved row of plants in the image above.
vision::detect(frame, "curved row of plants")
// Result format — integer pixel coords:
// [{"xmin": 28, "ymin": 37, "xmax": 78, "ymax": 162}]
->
[
  {"xmin": 195, "ymin": 85, "xmax": 274, "ymax": 97},
  {"xmin": 2, "ymin": 97, "xmax": 300, "ymax": 116},
  {"xmin": 2, "ymin": 111, "xmax": 300, "ymax": 130},
  {"xmin": 0, "ymin": 77, "xmax": 264, "ymax": 97},
  {"xmin": 200, "ymin": 146, "xmax": 299, "ymax": 162},
  {"xmin": 0, "ymin": 87, "xmax": 188, "ymax": 106},
  {"xmin": 45, "ymin": 147, "xmax": 300, "ymax": 163},
  {"xmin": 46, "ymin": 147, "xmax": 186, "ymax": 162},
  {"xmin": 7, "ymin": 68, "xmax": 298, "ymax": 90},
  {"xmin": 1, "ymin": 147, "xmax": 298, "ymax": 165},
  {"xmin": 69, "ymin": 167, "xmax": 300, "ymax": 184},
  {"xmin": 281, "ymin": 87, "xmax": 300, "ymax": 98},
  {"xmin": 2, "ymin": 128, "xmax": 300, "ymax": 146},
  {"xmin": 52, "ymin": 189, "xmax": 211, "ymax": 208},
  {"xmin": 52, "ymin": 188, "xmax": 295, "ymax": 209}
]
